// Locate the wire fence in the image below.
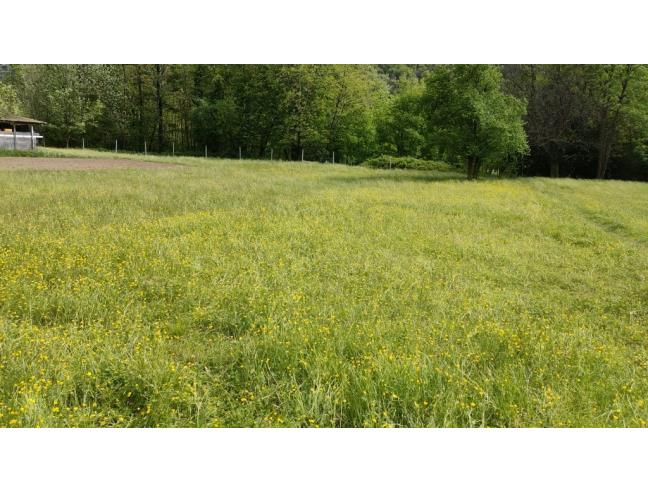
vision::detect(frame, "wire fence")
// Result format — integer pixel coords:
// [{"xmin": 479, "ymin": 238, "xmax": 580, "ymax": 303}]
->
[{"xmin": 43, "ymin": 137, "xmax": 357, "ymax": 165}]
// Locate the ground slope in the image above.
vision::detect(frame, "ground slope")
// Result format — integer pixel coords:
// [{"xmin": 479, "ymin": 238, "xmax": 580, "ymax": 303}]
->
[{"xmin": 0, "ymin": 149, "xmax": 647, "ymax": 427}]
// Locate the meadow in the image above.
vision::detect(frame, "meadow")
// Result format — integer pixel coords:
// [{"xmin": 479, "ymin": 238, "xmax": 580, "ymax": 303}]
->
[{"xmin": 0, "ymin": 148, "xmax": 647, "ymax": 427}]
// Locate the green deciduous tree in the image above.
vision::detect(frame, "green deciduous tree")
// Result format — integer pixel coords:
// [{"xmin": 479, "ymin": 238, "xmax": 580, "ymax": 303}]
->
[
  {"xmin": 318, "ymin": 65, "xmax": 388, "ymax": 163},
  {"xmin": 422, "ymin": 65, "xmax": 528, "ymax": 179},
  {"xmin": 0, "ymin": 82, "xmax": 22, "ymax": 115},
  {"xmin": 582, "ymin": 65, "xmax": 639, "ymax": 179},
  {"xmin": 504, "ymin": 64, "xmax": 648, "ymax": 179},
  {"xmin": 505, "ymin": 64, "xmax": 590, "ymax": 178},
  {"xmin": 376, "ymin": 79, "xmax": 426, "ymax": 157}
]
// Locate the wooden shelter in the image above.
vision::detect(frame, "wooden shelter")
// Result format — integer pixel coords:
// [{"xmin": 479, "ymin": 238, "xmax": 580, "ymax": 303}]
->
[{"xmin": 0, "ymin": 115, "xmax": 46, "ymax": 150}]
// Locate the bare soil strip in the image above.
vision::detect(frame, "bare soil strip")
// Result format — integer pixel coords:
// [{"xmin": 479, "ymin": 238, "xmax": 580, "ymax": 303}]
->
[{"xmin": 0, "ymin": 157, "xmax": 176, "ymax": 170}]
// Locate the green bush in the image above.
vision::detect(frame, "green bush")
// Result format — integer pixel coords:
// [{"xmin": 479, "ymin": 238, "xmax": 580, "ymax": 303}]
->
[{"xmin": 362, "ymin": 155, "xmax": 457, "ymax": 172}]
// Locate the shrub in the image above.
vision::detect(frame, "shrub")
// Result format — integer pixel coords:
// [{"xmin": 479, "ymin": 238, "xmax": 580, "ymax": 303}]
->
[{"xmin": 361, "ymin": 155, "xmax": 457, "ymax": 172}]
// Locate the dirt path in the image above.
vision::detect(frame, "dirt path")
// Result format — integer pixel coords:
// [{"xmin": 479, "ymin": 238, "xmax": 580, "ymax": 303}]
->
[{"xmin": 0, "ymin": 157, "xmax": 176, "ymax": 170}]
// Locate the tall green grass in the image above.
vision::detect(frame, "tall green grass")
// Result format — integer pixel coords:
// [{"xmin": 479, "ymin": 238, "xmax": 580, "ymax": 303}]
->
[{"xmin": 0, "ymin": 149, "xmax": 646, "ymax": 427}]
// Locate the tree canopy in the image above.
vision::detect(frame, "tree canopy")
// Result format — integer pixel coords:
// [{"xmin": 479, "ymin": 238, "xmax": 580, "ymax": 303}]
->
[
  {"xmin": 0, "ymin": 81, "xmax": 22, "ymax": 115},
  {"xmin": 3, "ymin": 64, "xmax": 648, "ymax": 181},
  {"xmin": 421, "ymin": 65, "xmax": 528, "ymax": 179}
]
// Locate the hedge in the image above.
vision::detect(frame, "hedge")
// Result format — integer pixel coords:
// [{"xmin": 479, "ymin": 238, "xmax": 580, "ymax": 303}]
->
[{"xmin": 361, "ymin": 155, "xmax": 457, "ymax": 172}]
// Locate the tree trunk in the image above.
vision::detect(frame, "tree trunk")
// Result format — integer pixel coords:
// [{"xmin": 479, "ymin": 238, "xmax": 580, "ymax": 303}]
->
[
  {"xmin": 155, "ymin": 64, "xmax": 165, "ymax": 152},
  {"xmin": 597, "ymin": 132, "xmax": 612, "ymax": 179},
  {"xmin": 550, "ymin": 160, "xmax": 559, "ymax": 178},
  {"xmin": 467, "ymin": 155, "xmax": 479, "ymax": 180},
  {"xmin": 595, "ymin": 65, "xmax": 632, "ymax": 179},
  {"xmin": 547, "ymin": 142, "xmax": 560, "ymax": 178},
  {"xmin": 136, "ymin": 66, "xmax": 144, "ymax": 146},
  {"xmin": 291, "ymin": 130, "xmax": 301, "ymax": 162}
]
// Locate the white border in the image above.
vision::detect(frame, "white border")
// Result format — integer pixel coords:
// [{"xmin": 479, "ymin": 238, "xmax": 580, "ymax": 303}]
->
[
  {"xmin": 2, "ymin": 0, "xmax": 647, "ymax": 63},
  {"xmin": 2, "ymin": 1, "xmax": 648, "ymax": 490},
  {"xmin": 1, "ymin": 429, "xmax": 646, "ymax": 491}
]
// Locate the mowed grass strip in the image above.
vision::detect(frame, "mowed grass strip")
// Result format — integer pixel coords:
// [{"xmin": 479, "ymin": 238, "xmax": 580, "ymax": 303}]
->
[{"xmin": 0, "ymin": 149, "xmax": 647, "ymax": 427}]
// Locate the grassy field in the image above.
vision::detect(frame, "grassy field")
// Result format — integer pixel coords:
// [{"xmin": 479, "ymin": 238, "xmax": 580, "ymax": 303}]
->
[{"xmin": 1, "ymin": 148, "xmax": 647, "ymax": 427}]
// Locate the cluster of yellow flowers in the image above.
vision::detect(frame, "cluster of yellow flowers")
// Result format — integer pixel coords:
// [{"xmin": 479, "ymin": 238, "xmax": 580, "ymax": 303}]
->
[{"xmin": 1, "ymin": 151, "xmax": 647, "ymax": 427}]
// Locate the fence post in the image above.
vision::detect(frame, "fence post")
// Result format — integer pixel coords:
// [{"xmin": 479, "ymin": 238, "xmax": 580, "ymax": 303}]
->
[
  {"xmin": 332, "ymin": 151, "xmax": 335, "ymax": 164},
  {"xmin": 144, "ymin": 141, "xmax": 147, "ymax": 156},
  {"xmin": 205, "ymin": 146, "xmax": 208, "ymax": 158},
  {"xmin": 115, "ymin": 139, "xmax": 118, "ymax": 152},
  {"xmin": 301, "ymin": 148, "xmax": 304, "ymax": 162},
  {"xmin": 270, "ymin": 148, "xmax": 273, "ymax": 161},
  {"xmin": 172, "ymin": 142, "xmax": 175, "ymax": 157},
  {"xmin": 239, "ymin": 146, "xmax": 242, "ymax": 160},
  {"xmin": 82, "ymin": 137, "xmax": 85, "ymax": 150}
]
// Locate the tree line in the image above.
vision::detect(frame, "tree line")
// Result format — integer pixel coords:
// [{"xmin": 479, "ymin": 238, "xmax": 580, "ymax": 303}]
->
[{"xmin": 1, "ymin": 64, "xmax": 647, "ymax": 180}]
